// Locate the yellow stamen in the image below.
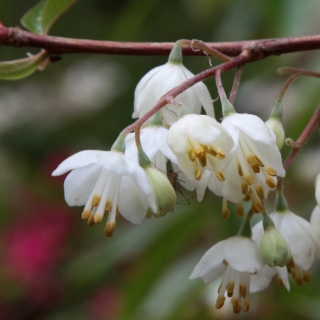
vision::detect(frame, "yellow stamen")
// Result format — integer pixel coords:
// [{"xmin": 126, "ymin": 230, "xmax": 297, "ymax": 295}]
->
[
  {"xmin": 237, "ymin": 163, "xmax": 243, "ymax": 176},
  {"xmin": 233, "ymin": 304, "xmax": 241, "ymax": 314},
  {"xmin": 243, "ymin": 300, "xmax": 250, "ymax": 312},
  {"xmin": 244, "ymin": 174, "xmax": 254, "ymax": 185},
  {"xmin": 215, "ymin": 295, "xmax": 225, "ymax": 309},
  {"xmin": 236, "ymin": 202, "xmax": 244, "ymax": 218},
  {"xmin": 266, "ymin": 166, "xmax": 277, "ymax": 176},
  {"xmin": 194, "ymin": 145, "xmax": 205, "ymax": 156},
  {"xmin": 91, "ymin": 195, "xmax": 101, "ymax": 206},
  {"xmin": 94, "ymin": 214, "xmax": 103, "ymax": 224},
  {"xmin": 239, "ymin": 285, "xmax": 247, "ymax": 298},
  {"xmin": 194, "ymin": 167, "xmax": 202, "ymax": 180},
  {"xmin": 216, "ymin": 150, "xmax": 225, "ymax": 159},
  {"xmin": 256, "ymin": 185, "xmax": 265, "ymax": 198},
  {"xmin": 105, "ymin": 201, "xmax": 112, "ymax": 212},
  {"xmin": 81, "ymin": 210, "xmax": 91, "ymax": 220},
  {"xmin": 230, "ymin": 297, "xmax": 238, "ymax": 307},
  {"xmin": 105, "ymin": 221, "xmax": 115, "ymax": 237},
  {"xmin": 188, "ymin": 149, "xmax": 196, "ymax": 161},
  {"xmin": 241, "ymin": 183, "xmax": 248, "ymax": 195},
  {"xmin": 227, "ymin": 282, "xmax": 234, "ymax": 297},
  {"xmin": 216, "ymin": 171, "xmax": 226, "ymax": 182},
  {"xmin": 254, "ymin": 155, "xmax": 264, "ymax": 167},
  {"xmin": 197, "ymin": 153, "xmax": 207, "ymax": 167},
  {"xmin": 87, "ymin": 215, "xmax": 95, "ymax": 226},
  {"xmin": 247, "ymin": 155, "xmax": 260, "ymax": 173},
  {"xmin": 265, "ymin": 177, "xmax": 277, "ymax": 189},
  {"xmin": 303, "ymin": 271, "xmax": 311, "ymax": 282}
]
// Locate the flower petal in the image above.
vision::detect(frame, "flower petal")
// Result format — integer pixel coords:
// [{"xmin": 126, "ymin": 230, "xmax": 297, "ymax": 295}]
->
[
  {"xmin": 118, "ymin": 175, "xmax": 149, "ymax": 224},
  {"xmin": 189, "ymin": 241, "xmax": 225, "ymax": 280},
  {"xmin": 225, "ymin": 237, "xmax": 264, "ymax": 273},
  {"xmin": 52, "ymin": 150, "xmax": 102, "ymax": 176},
  {"xmin": 64, "ymin": 163, "xmax": 101, "ymax": 206}
]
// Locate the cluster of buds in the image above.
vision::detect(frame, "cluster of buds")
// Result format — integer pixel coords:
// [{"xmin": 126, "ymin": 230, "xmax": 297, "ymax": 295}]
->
[{"xmin": 52, "ymin": 42, "xmax": 320, "ymax": 314}]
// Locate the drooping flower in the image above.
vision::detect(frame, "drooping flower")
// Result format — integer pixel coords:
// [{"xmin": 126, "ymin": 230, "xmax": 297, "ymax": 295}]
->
[
  {"xmin": 133, "ymin": 43, "xmax": 214, "ymax": 126},
  {"xmin": 167, "ymin": 114, "xmax": 234, "ymax": 183},
  {"xmin": 253, "ymin": 207, "xmax": 320, "ymax": 285},
  {"xmin": 52, "ymin": 149, "xmax": 157, "ymax": 236},
  {"xmin": 315, "ymin": 172, "xmax": 320, "ymax": 206},
  {"xmin": 190, "ymin": 236, "xmax": 264, "ymax": 314},
  {"xmin": 221, "ymin": 111, "xmax": 285, "ymax": 213}
]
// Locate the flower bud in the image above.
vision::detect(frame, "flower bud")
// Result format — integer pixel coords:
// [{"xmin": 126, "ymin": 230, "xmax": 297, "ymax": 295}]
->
[
  {"xmin": 145, "ymin": 167, "xmax": 176, "ymax": 217},
  {"xmin": 259, "ymin": 227, "xmax": 291, "ymax": 267},
  {"xmin": 265, "ymin": 118, "xmax": 285, "ymax": 150}
]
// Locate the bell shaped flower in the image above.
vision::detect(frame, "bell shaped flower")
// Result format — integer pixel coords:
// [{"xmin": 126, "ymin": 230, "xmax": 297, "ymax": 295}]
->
[
  {"xmin": 310, "ymin": 205, "xmax": 320, "ymax": 242},
  {"xmin": 167, "ymin": 114, "xmax": 234, "ymax": 184},
  {"xmin": 133, "ymin": 43, "xmax": 214, "ymax": 127},
  {"xmin": 190, "ymin": 236, "xmax": 264, "ymax": 314},
  {"xmin": 252, "ymin": 195, "xmax": 320, "ymax": 286},
  {"xmin": 52, "ymin": 149, "xmax": 157, "ymax": 237},
  {"xmin": 221, "ymin": 110, "xmax": 285, "ymax": 213}
]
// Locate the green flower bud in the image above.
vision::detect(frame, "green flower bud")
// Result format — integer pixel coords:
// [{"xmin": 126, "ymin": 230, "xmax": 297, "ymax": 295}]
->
[
  {"xmin": 265, "ymin": 118, "xmax": 285, "ymax": 150},
  {"xmin": 260, "ymin": 227, "xmax": 291, "ymax": 267},
  {"xmin": 146, "ymin": 167, "xmax": 176, "ymax": 217}
]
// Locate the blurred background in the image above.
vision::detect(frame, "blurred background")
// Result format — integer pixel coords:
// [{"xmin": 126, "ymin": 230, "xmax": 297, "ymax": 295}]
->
[{"xmin": 0, "ymin": 0, "xmax": 320, "ymax": 319}]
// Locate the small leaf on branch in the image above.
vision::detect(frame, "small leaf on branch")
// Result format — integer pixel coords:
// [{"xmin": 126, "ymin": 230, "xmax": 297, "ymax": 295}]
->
[
  {"xmin": 0, "ymin": 50, "xmax": 49, "ymax": 80},
  {"xmin": 21, "ymin": 0, "xmax": 77, "ymax": 35}
]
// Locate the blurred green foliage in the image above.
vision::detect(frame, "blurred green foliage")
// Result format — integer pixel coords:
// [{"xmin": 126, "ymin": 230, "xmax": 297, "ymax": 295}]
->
[{"xmin": 0, "ymin": 1, "xmax": 320, "ymax": 319}]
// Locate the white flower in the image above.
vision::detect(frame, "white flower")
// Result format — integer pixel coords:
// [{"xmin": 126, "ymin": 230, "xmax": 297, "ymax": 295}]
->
[
  {"xmin": 125, "ymin": 125, "xmax": 177, "ymax": 173},
  {"xmin": 252, "ymin": 210, "xmax": 320, "ymax": 285},
  {"xmin": 133, "ymin": 56, "xmax": 214, "ymax": 126},
  {"xmin": 167, "ymin": 114, "xmax": 234, "ymax": 183},
  {"xmin": 310, "ymin": 205, "xmax": 320, "ymax": 242},
  {"xmin": 190, "ymin": 236, "xmax": 264, "ymax": 313},
  {"xmin": 315, "ymin": 173, "xmax": 320, "ymax": 206},
  {"xmin": 52, "ymin": 150, "xmax": 156, "ymax": 236},
  {"xmin": 221, "ymin": 113, "xmax": 285, "ymax": 212}
]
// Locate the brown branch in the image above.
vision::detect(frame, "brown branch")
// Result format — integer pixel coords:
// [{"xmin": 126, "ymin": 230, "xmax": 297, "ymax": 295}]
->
[{"xmin": 1, "ymin": 24, "xmax": 320, "ymax": 57}]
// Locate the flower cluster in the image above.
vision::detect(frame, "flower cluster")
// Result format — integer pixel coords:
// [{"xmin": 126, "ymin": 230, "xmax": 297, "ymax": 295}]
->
[{"xmin": 52, "ymin": 42, "xmax": 320, "ymax": 314}]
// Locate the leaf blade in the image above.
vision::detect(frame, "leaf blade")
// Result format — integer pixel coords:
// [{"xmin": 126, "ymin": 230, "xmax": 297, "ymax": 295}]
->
[
  {"xmin": 21, "ymin": 0, "xmax": 46, "ymax": 35},
  {"xmin": 41, "ymin": 0, "xmax": 78, "ymax": 35},
  {"xmin": 0, "ymin": 51, "xmax": 49, "ymax": 80}
]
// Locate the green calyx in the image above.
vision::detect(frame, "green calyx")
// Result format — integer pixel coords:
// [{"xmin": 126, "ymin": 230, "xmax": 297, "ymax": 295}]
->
[
  {"xmin": 138, "ymin": 146, "xmax": 152, "ymax": 169},
  {"xmin": 168, "ymin": 43, "xmax": 183, "ymax": 65},
  {"xmin": 149, "ymin": 111, "xmax": 163, "ymax": 127},
  {"xmin": 275, "ymin": 192, "xmax": 289, "ymax": 213},
  {"xmin": 270, "ymin": 100, "xmax": 283, "ymax": 121},
  {"xmin": 221, "ymin": 98, "xmax": 236, "ymax": 117},
  {"xmin": 111, "ymin": 134, "xmax": 126, "ymax": 153}
]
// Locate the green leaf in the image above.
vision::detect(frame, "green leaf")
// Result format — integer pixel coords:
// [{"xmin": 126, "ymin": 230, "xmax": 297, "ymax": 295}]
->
[
  {"xmin": 21, "ymin": 0, "xmax": 77, "ymax": 35},
  {"xmin": 41, "ymin": 0, "xmax": 78, "ymax": 35},
  {"xmin": 21, "ymin": 0, "xmax": 46, "ymax": 35},
  {"xmin": 0, "ymin": 51, "xmax": 49, "ymax": 80}
]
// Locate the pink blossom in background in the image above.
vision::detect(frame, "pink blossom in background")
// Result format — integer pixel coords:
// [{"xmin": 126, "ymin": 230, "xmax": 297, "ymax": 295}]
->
[
  {"xmin": 88, "ymin": 287, "xmax": 122, "ymax": 320},
  {"xmin": 2, "ymin": 188, "xmax": 74, "ymax": 305}
]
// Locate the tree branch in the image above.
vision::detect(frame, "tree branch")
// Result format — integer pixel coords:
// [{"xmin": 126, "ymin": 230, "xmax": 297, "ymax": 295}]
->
[{"xmin": 1, "ymin": 24, "xmax": 320, "ymax": 57}]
